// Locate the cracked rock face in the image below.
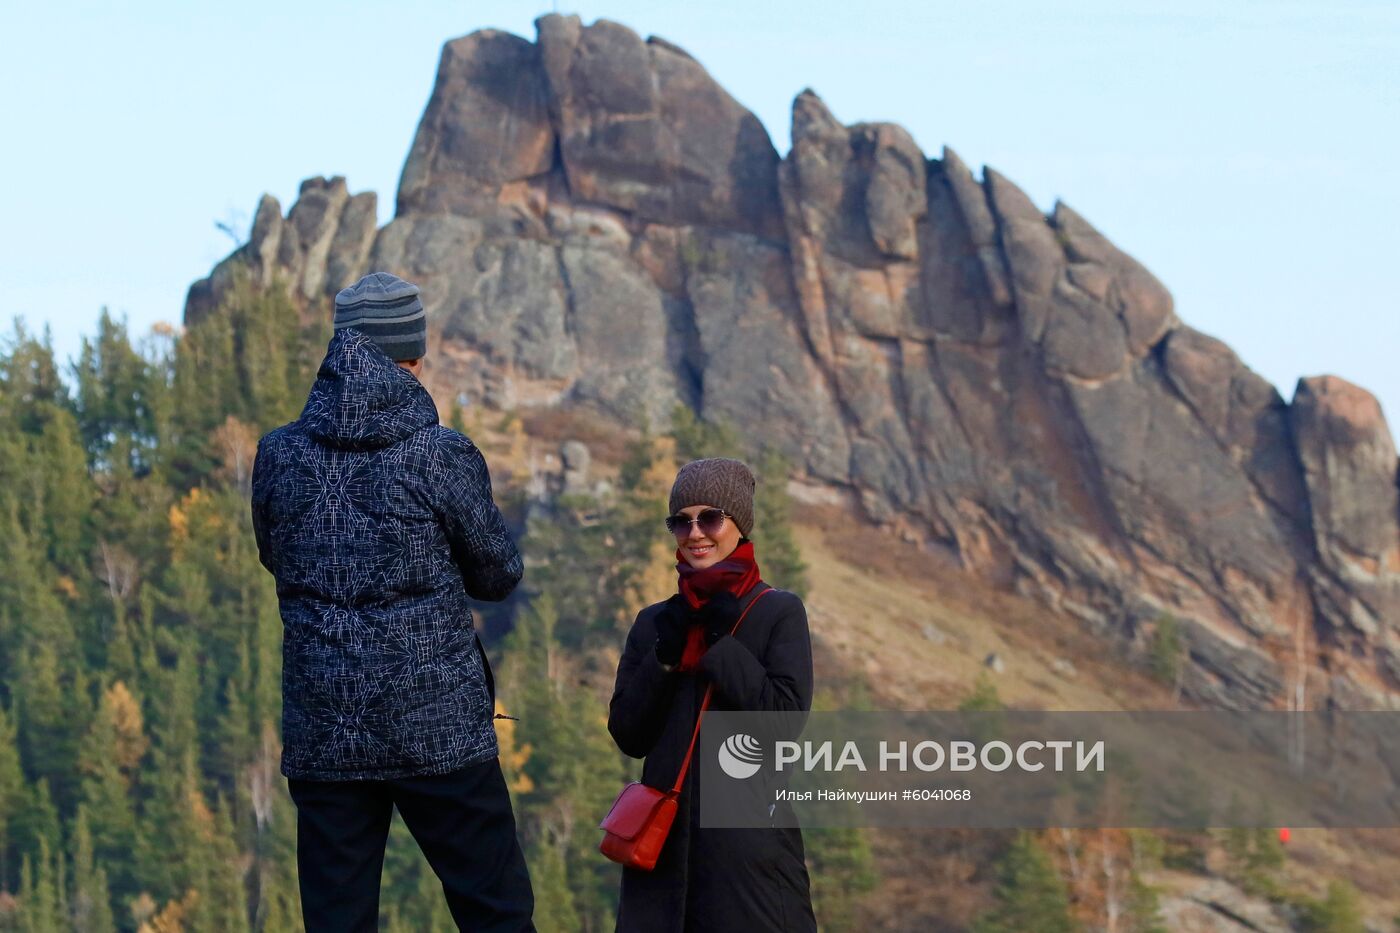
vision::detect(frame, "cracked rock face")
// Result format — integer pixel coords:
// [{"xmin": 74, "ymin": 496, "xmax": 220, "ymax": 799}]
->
[{"xmin": 186, "ymin": 14, "xmax": 1400, "ymax": 708}]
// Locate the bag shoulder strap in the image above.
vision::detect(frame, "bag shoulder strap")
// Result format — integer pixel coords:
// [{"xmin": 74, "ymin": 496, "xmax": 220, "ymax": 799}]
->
[{"xmin": 669, "ymin": 584, "xmax": 774, "ymax": 795}]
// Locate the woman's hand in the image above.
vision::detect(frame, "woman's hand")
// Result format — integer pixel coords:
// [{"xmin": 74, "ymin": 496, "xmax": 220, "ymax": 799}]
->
[
  {"xmin": 653, "ymin": 594, "xmax": 692, "ymax": 667},
  {"xmin": 698, "ymin": 592, "xmax": 742, "ymax": 645}
]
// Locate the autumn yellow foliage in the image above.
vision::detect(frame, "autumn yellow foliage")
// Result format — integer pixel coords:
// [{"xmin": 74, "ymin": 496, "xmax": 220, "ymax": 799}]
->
[{"xmin": 495, "ymin": 700, "xmax": 534, "ymax": 794}]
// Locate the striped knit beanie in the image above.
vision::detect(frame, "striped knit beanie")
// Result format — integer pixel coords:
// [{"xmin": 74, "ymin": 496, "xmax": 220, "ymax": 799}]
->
[
  {"xmin": 668, "ymin": 458, "xmax": 756, "ymax": 537},
  {"xmin": 333, "ymin": 272, "xmax": 427, "ymax": 361}
]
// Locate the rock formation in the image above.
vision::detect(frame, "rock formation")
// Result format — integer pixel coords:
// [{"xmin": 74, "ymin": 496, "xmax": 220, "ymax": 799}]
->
[{"xmin": 187, "ymin": 15, "xmax": 1400, "ymax": 708}]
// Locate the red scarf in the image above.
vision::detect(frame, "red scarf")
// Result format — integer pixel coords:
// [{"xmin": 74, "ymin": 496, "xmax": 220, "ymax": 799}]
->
[{"xmin": 674, "ymin": 540, "xmax": 762, "ymax": 670}]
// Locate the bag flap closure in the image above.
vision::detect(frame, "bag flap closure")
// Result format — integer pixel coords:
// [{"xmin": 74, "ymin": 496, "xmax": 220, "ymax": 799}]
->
[{"xmin": 599, "ymin": 783, "xmax": 670, "ymax": 840}]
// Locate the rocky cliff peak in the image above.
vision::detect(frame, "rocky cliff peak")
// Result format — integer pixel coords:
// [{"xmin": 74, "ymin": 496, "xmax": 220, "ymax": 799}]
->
[{"xmin": 187, "ymin": 14, "xmax": 1400, "ymax": 709}]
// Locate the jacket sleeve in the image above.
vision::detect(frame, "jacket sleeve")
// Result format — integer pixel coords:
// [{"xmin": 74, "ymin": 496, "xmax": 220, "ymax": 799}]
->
[
  {"xmin": 698, "ymin": 593, "xmax": 813, "ymax": 713},
  {"xmin": 250, "ymin": 435, "xmax": 278, "ymax": 575},
  {"xmin": 431, "ymin": 430, "xmax": 523, "ymax": 602},
  {"xmin": 608, "ymin": 610, "xmax": 681, "ymax": 759}
]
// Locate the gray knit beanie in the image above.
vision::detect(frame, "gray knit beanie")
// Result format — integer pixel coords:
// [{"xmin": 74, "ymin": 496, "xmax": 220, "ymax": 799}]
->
[
  {"xmin": 333, "ymin": 272, "xmax": 427, "ymax": 361},
  {"xmin": 668, "ymin": 458, "xmax": 756, "ymax": 537}
]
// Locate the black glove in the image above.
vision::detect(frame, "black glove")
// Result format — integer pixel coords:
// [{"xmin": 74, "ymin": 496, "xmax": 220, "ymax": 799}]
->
[
  {"xmin": 697, "ymin": 591, "xmax": 742, "ymax": 646},
  {"xmin": 653, "ymin": 594, "xmax": 693, "ymax": 667}
]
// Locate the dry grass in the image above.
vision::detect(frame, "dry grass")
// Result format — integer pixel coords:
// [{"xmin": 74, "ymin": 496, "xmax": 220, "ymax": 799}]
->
[
  {"xmin": 799, "ymin": 506, "xmax": 1171, "ymax": 712},
  {"xmin": 518, "ymin": 406, "xmax": 639, "ymax": 465},
  {"xmin": 471, "ymin": 413, "xmax": 1400, "ymax": 928},
  {"xmin": 797, "ymin": 510, "xmax": 1400, "ymax": 929}
]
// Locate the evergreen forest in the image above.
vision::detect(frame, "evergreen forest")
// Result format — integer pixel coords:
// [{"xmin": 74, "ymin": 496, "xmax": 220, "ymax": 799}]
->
[
  {"xmin": 0, "ymin": 277, "xmax": 870, "ymax": 932},
  {"xmin": 0, "ymin": 278, "xmax": 1374, "ymax": 931}
]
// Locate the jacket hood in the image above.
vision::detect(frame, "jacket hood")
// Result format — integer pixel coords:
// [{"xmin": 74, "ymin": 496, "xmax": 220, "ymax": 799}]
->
[{"xmin": 299, "ymin": 329, "xmax": 438, "ymax": 450}]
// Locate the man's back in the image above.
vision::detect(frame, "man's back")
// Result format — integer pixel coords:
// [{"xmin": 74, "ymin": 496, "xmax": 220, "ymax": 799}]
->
[{"xmin": 251, "ymin": 327, "xmax": 522, "ymax": 781}]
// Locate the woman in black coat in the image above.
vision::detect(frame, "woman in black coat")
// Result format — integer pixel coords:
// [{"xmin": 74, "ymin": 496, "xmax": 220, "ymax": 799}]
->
[{"xmin": 608, "ymin": 457, "xmax": 817, "ymax": 932}]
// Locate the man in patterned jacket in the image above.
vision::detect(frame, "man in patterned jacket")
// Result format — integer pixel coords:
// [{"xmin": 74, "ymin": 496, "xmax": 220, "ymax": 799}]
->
[{"xmin": 251, "ymin": 272, "xmax": 535, "ymax": 932}]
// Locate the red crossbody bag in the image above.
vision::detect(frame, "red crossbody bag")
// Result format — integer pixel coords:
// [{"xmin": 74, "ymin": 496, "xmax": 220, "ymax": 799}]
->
[{"xmin": 598, "ymin": 586, "xmax": 773, "ymax": 871}]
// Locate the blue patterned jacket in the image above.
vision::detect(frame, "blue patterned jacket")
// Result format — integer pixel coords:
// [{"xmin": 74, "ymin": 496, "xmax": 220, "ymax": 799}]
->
[{"xmin": 251, "ymin": 329, "xmax": 522, "ymax": 780}]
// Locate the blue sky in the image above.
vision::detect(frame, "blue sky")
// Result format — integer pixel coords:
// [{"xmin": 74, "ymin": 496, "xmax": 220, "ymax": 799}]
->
[{"xmin": 3, "ymin": 1, "xmax": 1398, "ymax": 430}]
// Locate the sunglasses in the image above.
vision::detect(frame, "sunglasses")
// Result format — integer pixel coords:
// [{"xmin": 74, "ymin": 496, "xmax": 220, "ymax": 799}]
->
[{"xmin": 665, "ymin": 508, "xmax": 731, "ymax": 538}]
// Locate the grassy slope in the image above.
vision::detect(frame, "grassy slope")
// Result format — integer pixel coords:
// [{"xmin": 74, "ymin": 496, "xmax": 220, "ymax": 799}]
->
[
  {"xmin": 798, "ymin": 509, "xmax": 1400, "ymax": 930},
  {"xmin": 465, "ymin": 406, "xmax": 1400, "ymax": 930}
]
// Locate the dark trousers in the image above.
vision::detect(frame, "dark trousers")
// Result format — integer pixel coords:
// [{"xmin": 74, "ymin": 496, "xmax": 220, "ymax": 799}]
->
[{"xmin": 287, "ymin": 756, "xmax": 535, "ymax": 932}]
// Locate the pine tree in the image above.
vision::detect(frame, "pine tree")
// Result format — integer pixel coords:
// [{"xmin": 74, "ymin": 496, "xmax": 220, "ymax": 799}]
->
[
  {"xmin": 1219, "ymin": 802, "xmax": 1286, "ymax": 897},
  {"xmin": 1248, "ymin": 824, "xmax": 1285, "ymax": 872},
  {"xmin": 140, "ymin": 320, "xmax": 179, "ymax": 490},
  {"xmin": 0, "ymin": 703, "xmax": 26, "ymax": 891},
  {"xmin": 1125, "ymin": 872, "xmax": 1166, "ymax": 933},
  {"xmin": 69, "ymin": 807, "xmax": 117, "ymax": 933},
  {"xmin": 104, "ymin": 609, "xmax": 139, "ymax": 694},
  {"xmin": 146, "ymin": 641, "xmax": 200, "ymax": 782},
  {"xmin": 170, "ymin": 749, "xmax": 217, "ymax": 906},
  {"xmin": 0, "ymin": 301, "xmax": 328, "ymax": 929},
  {"xmin": 558, "ymin": 691, "xmax": 625, "ymax": 927},
  {"xmin": 960, "ymin": 673, "xmax": 1003, "ymax": 712},
  {"xmin": 0, "ymin": 498, "xmax": 77, "ymax": 665},
  {"xmin": 166, "ymin": 307, "xmax": 240, "ymax": 485},
  {"xmin": 71, "ymin": 309, "xmax": 160, "ymax": 474},
  {"xmin": 77, "ymin": 683, "xmax": 144, "ymax": 904},
  {"xmin": 0, "ymin": 321, "xmax": 71, "ymax": 437},
  {"xmin": 31, "ymin": 403, "xmax": 93, "ymax": 580},
  {"xmin": 250, "ymin": 593, "xmax": 283, "ymax": 744},
  {"xmin": 16, "ymin": 839, "xmax": 63, "ymax": 933},
  {"xmin": 255, "ymin": 877, "xmax": 301, "ymax": 933},
  {"xmin": 1148, "ymin": 614, "xmax": 1184, "ymax": 686},
  {"xmin": 89, "ymin": 427, "xmax": 172, "ymax": 617},
  {"xmin": 1301, "ymin": 879, "xmax": 1365, "ymax": 933},
  {"xmin": 214, "ymin": 671, "xmax": 253, "ymax": 797},
  {"xmin": 806, "ymin": 827, "xmax": 877, "ymax": 930},
  {"xmin": 184, "ymin": 796, "xmax": 250, "ymax": 933},
  {"xmin": 134, "ymin": 727, "xmax": 203, "ymax": 905},
  {"xmin": 226, "ymin": 276, "xmax": 299, "ymax": 429},
  {"xmin": 959, "ymin": 672, "xmax": 1007, "ymax": 745},
  {"xmin": 161, "ymin": 484, "xmax": 265, "ymax": 776},
  {"xmin": 521, "ymin": 495, "xmax": 631, "ymax": 645},
  {"xmin": 973, "ymin": 832, "xmax": 1081, "ymax": 933},
  {"xmin": 504, "ymin": 595, "xmax": 623, "ymax": 927},
  {"xmin": 751, "ymin": 447, "xmax": 808, "ymax": 597},
  {"xmin": 9, "ymin": 781, "xmax": 60, "ymax": 896},
  {"xmin": 667, "ymin": 403, "xmax": 743, "ymax": 462},
  {"xmin": 527, "ymin": 837, "xmax": 580, "ymax": 933},
  {"xmin": 446, "ymin": 397, "xmax": 470, "ymax": 435},
  {"xmin": 14, "ymin": 639, "xmax": 86, "ymax": 812},
  {"xmin": 610, "ymin": 430, "xmax": 677, "ymax": 616}
]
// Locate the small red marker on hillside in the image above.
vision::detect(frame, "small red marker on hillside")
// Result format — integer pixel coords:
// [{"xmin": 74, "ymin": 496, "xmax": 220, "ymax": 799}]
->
[{"xmin": 1278, "ymin": 827, "xmax": 1290, "ymax": 844}]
